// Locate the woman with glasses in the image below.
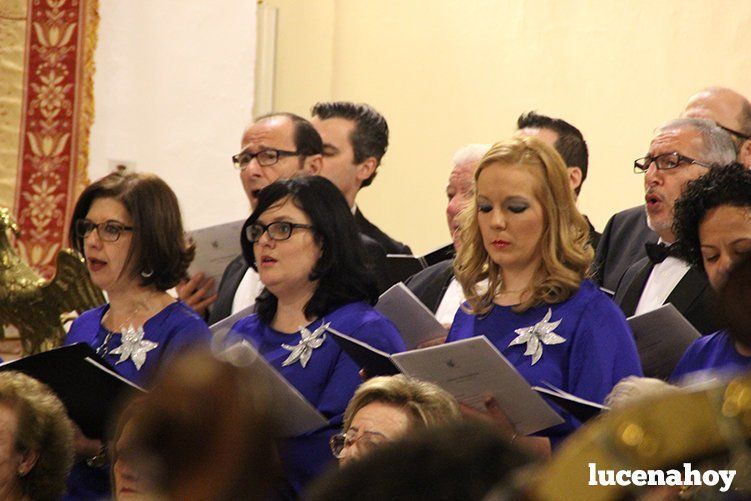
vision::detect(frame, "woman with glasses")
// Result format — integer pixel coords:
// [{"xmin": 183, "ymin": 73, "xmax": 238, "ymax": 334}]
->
[
  {"xmin": 330, "ymin": 375, "xmax": 461, "ymax": 466},
  {"xmin": 63, "ymin": 171, "xmax": 211, "ymax": 499},
  {"xmin": 447, "ymin": 136, "xmax": 642, "ymax": 450},
  {"xmin": 229, "ymin": 175, "xmax": 405, "ymax": 495}
]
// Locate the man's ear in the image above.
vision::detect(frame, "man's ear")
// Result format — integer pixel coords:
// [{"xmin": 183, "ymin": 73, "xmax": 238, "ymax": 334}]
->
[
  {"xmin": 567, "ymin": 166, "xmax": 583, "ymax": 195},
  {"xmin": 738, "ymin": 140, "xmax": 751, "ymax": 169},
  {"xmin": 356, "ymin": 157, "xmax": 378, "ymax": 183},
  {"xmin": 304, "ymin": 154, "xmax": 323, "ymax": 175}
]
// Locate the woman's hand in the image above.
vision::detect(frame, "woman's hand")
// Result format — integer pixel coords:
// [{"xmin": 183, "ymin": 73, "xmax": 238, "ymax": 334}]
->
[
  {"xmin": 73, "ymin": 425, "xmax": 103, "ymax": 459},
  {"xmin": 461, "ymin": 396, "xmax": 551, "ymax": 459}
]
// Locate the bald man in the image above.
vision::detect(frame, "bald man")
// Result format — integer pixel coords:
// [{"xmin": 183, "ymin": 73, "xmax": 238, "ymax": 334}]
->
[{"xmin": 682, "ymin": 87, "xmax": 751, "ymax": 167}]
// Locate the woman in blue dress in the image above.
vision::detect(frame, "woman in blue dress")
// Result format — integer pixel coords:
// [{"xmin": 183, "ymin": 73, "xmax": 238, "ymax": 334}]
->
[
  {"xmin": 230, "ymin": 175, "xmax": 405, "ymax": 495},
  {"xmin": 64, "ymin": 171, "xmax": 211, "ymax": 499},
  {"xmin": 671, "ymin": 163, "xmax": 751, "ymax": 381},
  {"xmin": 446, "ymin": 136, "xmax": 642, "ymax": 449}
]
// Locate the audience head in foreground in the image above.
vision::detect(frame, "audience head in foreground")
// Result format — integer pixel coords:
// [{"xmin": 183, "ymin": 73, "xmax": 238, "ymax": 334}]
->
[
  {"xmin": 455, "ymin": 135, "xmax": 592, "ymax": 314},
  {"xmin": 309, "ymin": 422, "xmax": 533, "ymax": 501},
  {"xmin": 331, "ymin": 375, "xmax": 461, "ymax": 465},
  {"xmin": 635, "ymin": 117, "xmax": 735, "ymax": 244},
  {"xmin": 0, "ymin": 371, "xmax": 74, "ymax": 501},
  {"xmin": 682, "ymin": 86, "xmax": 751, "ymax": 167},
  {"xmin": 110, "ymin": 350, "xmax": 278, "ymax": 501}
]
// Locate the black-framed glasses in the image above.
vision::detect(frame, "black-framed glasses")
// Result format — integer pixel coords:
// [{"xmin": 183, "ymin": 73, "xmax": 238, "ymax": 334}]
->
[
  {"xmin": 329, "ymin": 430, "xmax": 388, "ymax": 459},
  {"xmin": 75, "ymin": 219, "xmax": 134, "ymax": 242},
  {"xmin": 231, "ymin": 148, "xmax": 300, "ymax": 170},
  {"xmin": 716, "ymin": 124, "xmax": 751, "ymax": 142},
  {"xmin": 633, "ymin": 152, "xmax": 713, "ymax": 174},
  {"xmin": 246, "ymin": 221, "xmax": 314, "ymax": 243}
]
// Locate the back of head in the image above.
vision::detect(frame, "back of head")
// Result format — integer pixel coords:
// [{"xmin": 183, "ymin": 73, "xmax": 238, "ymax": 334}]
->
[
  {"xmin": 114, "ymin": 350, "xmax": 279, "ymax": 500},
  {"xmin": 311, "ymin": 101, "xmax": 388, "ymax": 186},
  {"xmin": 69, "ymin": 171, "xmax": 195, "ymax": 290},
  {"xmin": 307, "ymin": 421, "xmax": 533, "ymax": 501},
  {"xmin": 455, "ymin": 135, "xmax": 592, "ymax": 315},
  {"xmin": 517, "ymin": 111, "xmax": 589, "ymax": 192},
  {"xmin": 242, "ymin": 175, "xmax": 378, "ymax": 323},
  {"xmin": 255, "ymin": 111, "xmax": 323, "ymax": 156},
  {"xmin": 683, "ymin": 87, "xmax": 751, "ymax": 137},
  {"xmin": 342, "ymin": 375, "xmax": 461, "ymax": 432},
  {"xmin": 0, "ymin": 371, "xmax": 74, "ymax": 501}
]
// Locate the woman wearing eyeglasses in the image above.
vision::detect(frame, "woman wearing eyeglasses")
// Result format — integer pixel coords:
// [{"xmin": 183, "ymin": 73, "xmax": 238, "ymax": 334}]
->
[
  {"xmin": 330, "ymin": 375, "xmax": 461, "ymax": 466},
  {"xmin": 229, "ymin": 175, "xmax": 405, "ymax": 495},
  {"xmin": 63, "ymin": 171, "xmax": 211, "ymax": 499}
]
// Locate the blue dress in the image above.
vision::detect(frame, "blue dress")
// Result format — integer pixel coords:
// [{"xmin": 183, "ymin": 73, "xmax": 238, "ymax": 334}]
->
[
  {"xmin": 446, "ymin": 280, "xmax": 642, "ymax": 446},
  {"xmin": 671, "ymin": 330, "xmax": 751, "ymax": 382},
  {"xmin": 231, "ymin": 301, "xmax": 406, "ymax": 495},
  {"xmin": 63, "ymin": 300, "xmax": 212, "ymax": 500}
]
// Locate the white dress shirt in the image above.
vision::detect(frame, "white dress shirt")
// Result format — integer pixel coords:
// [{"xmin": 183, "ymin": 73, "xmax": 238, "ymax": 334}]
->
[
  {"xmin": 231, "ymin": 267, "xmax": 265, "ymax": 314},
  {"xmin": 634, "ymin": 242, "xmax": 690, "ymax": 315}
]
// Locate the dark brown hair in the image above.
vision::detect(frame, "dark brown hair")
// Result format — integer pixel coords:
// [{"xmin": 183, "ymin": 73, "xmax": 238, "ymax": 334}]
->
[{"xmin": 69, "ymin": 171, "xmax": 195, "ymax": 290}]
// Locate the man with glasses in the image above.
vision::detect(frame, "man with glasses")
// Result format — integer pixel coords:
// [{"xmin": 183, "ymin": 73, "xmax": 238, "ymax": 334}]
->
[
  {"xmin": 595, "ymin": 88, "xmax": 751, "ymax": 292},
  {"xmin": 178, "ymin": 112, "xmax": 323, "ymax": 323},
  {"xmin": 613, "ymin": 118, "xmax": 736, "ymax": 335},
  {"xmin": 682, "ymin": 87, "xmax": 751, "ymax": 168}
]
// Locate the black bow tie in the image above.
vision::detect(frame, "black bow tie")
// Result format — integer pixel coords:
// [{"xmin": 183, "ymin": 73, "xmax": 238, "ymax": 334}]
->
[{"xmin": 645, "ymin": 242, "xmax": 677, "ymax": 265}]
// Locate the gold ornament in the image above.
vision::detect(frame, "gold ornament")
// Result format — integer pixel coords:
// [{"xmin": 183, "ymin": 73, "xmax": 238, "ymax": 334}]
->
[{"xmin": 0, "ymin": 207, "xmax": 105, "ymax": 355}]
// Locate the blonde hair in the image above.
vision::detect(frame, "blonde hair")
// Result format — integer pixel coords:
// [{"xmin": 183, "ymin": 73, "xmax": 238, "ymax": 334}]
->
[
  {"xmin": 454, "ymin": 136, "xmax": 592, "ymax": 314},
  {"xmin": 342, "ymin": 375, "xmax": 461, "ymax": 432}
]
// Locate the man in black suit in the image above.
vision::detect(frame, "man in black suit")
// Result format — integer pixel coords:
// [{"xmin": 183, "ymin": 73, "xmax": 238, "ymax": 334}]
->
[
  {"xmin": 595, "ymin": 86, "xmax": 751, "ymax": 291},
  {"xmin": 613, "ymin": 118, "xmax": 736, "ymax": 335},
  {"xmin": 311, "ymin": 102, "xmax": 410, "ymax": 254}
]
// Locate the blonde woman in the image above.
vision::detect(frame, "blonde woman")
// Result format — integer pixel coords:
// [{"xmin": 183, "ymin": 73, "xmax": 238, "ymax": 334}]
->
[
  {"xmin": 329, "ymin": 375, "xmax": 461, "ymax": 465},
  {"xmin": 446, "ymin": 136, "xmax": 642, "ymax": 447}
]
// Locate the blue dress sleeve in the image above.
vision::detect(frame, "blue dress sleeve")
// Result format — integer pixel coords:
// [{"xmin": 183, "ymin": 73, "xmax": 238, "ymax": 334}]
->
[
  {"xmin": 567, "ymin": 294, "xmax": 643, "ymax": 404},
  {"xmin": 446, "ymin": 305, "xmax": 473, "ymax": 342}
]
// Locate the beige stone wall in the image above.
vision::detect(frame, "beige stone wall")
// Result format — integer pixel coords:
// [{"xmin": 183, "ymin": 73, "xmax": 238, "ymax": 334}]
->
[{"xmin": 264, "ymin": 0, "xmax": 751, "ymax": 254}]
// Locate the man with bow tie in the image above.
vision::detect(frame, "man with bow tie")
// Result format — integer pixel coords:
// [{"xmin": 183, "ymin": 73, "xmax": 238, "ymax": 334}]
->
[{"xmin": 613, "ymin": 118, "xmax": 736, "ymax": 335}]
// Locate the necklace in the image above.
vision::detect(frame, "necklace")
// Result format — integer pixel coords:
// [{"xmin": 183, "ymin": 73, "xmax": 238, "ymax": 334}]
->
[{"xmin": 97, "ymin": 290, "xmax": 159, "ymax": 357}]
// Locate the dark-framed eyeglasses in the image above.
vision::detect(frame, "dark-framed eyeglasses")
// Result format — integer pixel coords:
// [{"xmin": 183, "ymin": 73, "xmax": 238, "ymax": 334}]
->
[
  {"xmin": 329, "ymin": 430, "xmax": 387, "ymax": 459},
  {"xmin": 716, "ymin": 124, "xmax": 751, "ymax": 142},
  {"xmin": 75, "ymin": 219, "xmax": 134, "ymax": 242},
  {"xmin": 232, "ymin": 148, "xmax": 300, "ymax": 170},
  {"xmin": 633, "ymin": 152, "xmax": 713, "ymax": 174},
  {"xmin": 246, "ymin": 221, "xmax": 314, "ymax": 243}
]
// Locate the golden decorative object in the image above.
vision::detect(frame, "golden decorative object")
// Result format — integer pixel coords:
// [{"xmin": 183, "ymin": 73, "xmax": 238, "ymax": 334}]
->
[
  {"xmin": 526, "ymin": 372, "xmax": 751, "ymax": 500},
  {"xmin": 0, "ymin": 207, "xmax": 105, "ymax": 355}
]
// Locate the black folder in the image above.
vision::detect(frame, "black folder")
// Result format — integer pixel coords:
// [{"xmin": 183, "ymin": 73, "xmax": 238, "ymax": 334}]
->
[{"xmin": 0, "ymin": 343, "xmax": 144, "ymax": 439}]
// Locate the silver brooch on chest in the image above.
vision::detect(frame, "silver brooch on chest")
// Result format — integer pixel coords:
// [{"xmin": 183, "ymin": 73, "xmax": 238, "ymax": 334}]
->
[
  {"xmin": 508, "ymin": 308, "xmax": 565, "ymax": 365},
  {"xmin": 281, "ymin": 321, "xmax": 330, "ymax": 368},
  {"xmin": 109, "ymin": 324, "xmax": 159, "ymax": 370}
]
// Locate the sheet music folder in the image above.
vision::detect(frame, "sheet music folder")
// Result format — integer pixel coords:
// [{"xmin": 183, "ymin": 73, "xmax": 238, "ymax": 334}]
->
[
  {"xmin": 627, "ymin": 303, "xmax": 702, "ymax": 380},
  {"xmin": 0, "ymin": 343, "xmax": 144, "ymax": 439},
  {"xmin": 385, "ymin": 243, "xmax": 454, "ymax": 285},
  {"xmin": 330, "ymin": 330, "xmax": 563, "ymax": 435}
]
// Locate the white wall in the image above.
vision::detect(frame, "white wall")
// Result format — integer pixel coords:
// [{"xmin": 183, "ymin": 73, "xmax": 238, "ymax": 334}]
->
[{"xmin": 88, "ymin": 0, "xmax": 256, "ymax": 230}]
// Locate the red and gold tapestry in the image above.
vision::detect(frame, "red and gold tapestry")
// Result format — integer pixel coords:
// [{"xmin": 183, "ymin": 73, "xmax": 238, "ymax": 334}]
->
[{"xmin": 0, "ymin": 0, "xmax": 98, "ymax": 278}]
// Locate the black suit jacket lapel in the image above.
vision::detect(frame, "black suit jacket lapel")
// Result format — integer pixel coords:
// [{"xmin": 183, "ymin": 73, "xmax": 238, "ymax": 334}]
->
[
  {"xmin": 617, "ymin": 258, "xmax": 653, "ymax": 317},
  {"xmin": 664, "ymin": 267, "xmax": 708, "ymax": 316}
]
